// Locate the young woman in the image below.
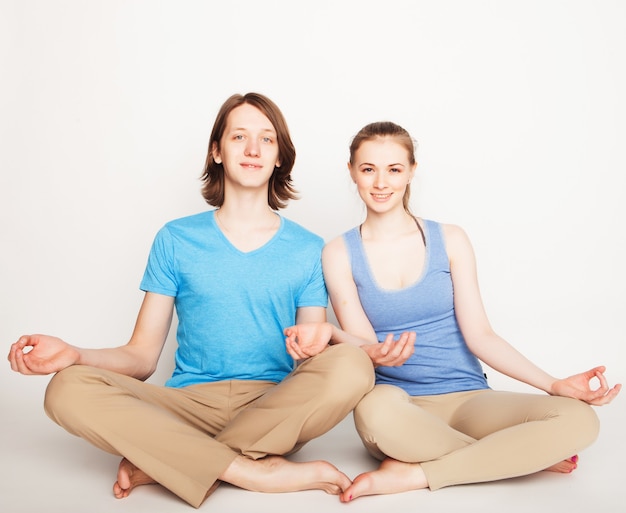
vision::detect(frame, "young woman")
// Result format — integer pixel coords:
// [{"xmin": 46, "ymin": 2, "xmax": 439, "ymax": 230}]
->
[
  {"xmin": 7, "ymin": 93, "xmax": 374, "ymax": 508},
  {"xmin": 284, "ymin": 121, "xmax": 620, "ymax": 503}
]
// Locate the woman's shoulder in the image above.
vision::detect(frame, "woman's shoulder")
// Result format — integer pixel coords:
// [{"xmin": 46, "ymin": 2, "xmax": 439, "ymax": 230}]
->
[
  {"xmin": 323, "ymin": 233, "xmax": 346, "ymax": 254},
  {"xmin": 322, "ymin": 227, "xmax": 360, "ymax": 266},
  {"xmin": 438, "ymin": 221, "xmax": 467, "ymax": 239},
  {"xmin": 434, "ymin": 221, "xmax": 474, "ymax": 260},
  {"xmin": 324, "ymin": 225, "xmax": 359, "ymax": 251},
  {"xmin": 420, "ymin": 218, "xmax": 464, "ymax": 237}
]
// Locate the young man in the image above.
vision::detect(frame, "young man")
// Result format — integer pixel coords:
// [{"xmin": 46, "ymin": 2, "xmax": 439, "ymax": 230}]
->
[{"xmin": 8, "ymin": 93, "xmax": 374, "ymax": 508}]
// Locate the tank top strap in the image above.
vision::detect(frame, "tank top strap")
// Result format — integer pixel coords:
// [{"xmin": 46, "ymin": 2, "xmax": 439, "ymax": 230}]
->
[
  {"xmin": 343, "ymin": 227, "xmax": 370, "ymax": 283},
  {"xmin": 422, "ymin": 219, "xmax": 449, "ymax": 269}
]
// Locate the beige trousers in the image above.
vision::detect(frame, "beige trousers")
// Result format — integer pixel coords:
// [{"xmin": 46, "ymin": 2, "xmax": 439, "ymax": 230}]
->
[
  {"xmin": 354, "ymin": 385, "xmax": 600, "ymax": 490},
  {"xmin": 44, "ymin": 344, "xmax": 374, "ymax": 507}
]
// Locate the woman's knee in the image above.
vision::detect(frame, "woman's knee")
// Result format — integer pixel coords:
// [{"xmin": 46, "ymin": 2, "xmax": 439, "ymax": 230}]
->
[
  {"xmin": 354, "ymin": 385, "xmax": 408, "ymax": 434},
  {"xmin": 559, "ymin": 397, "xmax": 600, "ymax": 448}
]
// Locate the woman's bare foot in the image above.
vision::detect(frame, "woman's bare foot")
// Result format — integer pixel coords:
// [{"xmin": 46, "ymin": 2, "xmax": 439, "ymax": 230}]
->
[
  {"xmin": 220, "ymin": 455, "xmax": 351, "ymax": 495},
  {"xmin": 113, "ymin": 458, "xmax": 157, "ymax": 499},
  {"xmin": 545, "ymin": 455, "xmax": 579, "ymax": 473},
  {"xmin": 340, "ymin": 457, "xmax": 428, "ymax": 502}
]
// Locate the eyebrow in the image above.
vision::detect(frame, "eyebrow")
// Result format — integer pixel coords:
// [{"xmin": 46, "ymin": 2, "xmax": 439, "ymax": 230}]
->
[
  {"xmin": 359, "ymin": 162, "xmax": 405, "ymax": 167},
  {"xmin": 230, "ymin": 127, "xmax": 276, "ymax": 134}
]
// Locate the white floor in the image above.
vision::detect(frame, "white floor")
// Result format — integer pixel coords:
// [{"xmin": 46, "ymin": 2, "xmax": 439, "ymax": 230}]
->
[{"xmin": 2, "ymin": 384, "xmax": 624, "ymax": 513}]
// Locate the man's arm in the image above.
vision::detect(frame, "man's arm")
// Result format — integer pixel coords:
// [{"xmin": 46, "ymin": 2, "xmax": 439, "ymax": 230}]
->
[{"xmin": 8, "ymin": 292, "xmax": 174, "ymax": 381}]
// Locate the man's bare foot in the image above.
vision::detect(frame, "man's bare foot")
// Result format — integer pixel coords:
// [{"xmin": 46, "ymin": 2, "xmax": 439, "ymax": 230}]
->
[
  {"xmin": 340, "ymin": 457, "xmax": 428, "ymax": 502},
  {"xmin": 545, "ymin": 455, "xmax": 579, "ymax": 473},
  {"xmin": 220, "ymin": 455, "xmax": 351, "ymax": 495},
  {"xmin": 113, "ymin": 458, "xmax": 157, "ymax": 499}
]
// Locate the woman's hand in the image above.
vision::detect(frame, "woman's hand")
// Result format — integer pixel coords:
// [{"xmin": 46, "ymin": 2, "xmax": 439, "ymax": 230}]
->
[
  {"xmin": 284, "ymin": 322, "xmax": 333, "ymax": 360},
  {"xmin": 8, "ymin": 334, "xmax": 80, "ymax": 375},
  {"xmin": 360, "ymin": 332, "xmax": 416, "ymax": 367},
  {"xmin": 550, "ymin": 366, "xmax": 621, "ymax": 405}
]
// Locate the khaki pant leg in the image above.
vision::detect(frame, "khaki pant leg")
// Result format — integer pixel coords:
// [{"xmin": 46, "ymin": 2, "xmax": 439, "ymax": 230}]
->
[
  {"xmin": 420, "ymin": 390, "xmax": 600, "ymax": 490},
  {"xmin": 44, "ymin": 365, "xmax": 243, "ymax": 508},
  {"xmin": 216, "ymin": 343, "xmax": 374, "ymax": 458},
  {"xmin": 353, "ymin": 385, "xmax": 476, "ymax": 462}
]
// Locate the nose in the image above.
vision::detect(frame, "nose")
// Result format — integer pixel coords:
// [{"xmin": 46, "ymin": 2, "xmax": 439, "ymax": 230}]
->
[
  {"xmin": 373, "ymin": 171, "xmax": 386, "ymax": 189},
  {"xmin": 245, "ymin": 139, "xmax": 260, "ymax": 157}
]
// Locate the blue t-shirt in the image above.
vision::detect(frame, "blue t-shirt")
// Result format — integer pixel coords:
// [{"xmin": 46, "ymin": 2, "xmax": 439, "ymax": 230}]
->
[
  {"xmin": 343, "ymin": 220, "xmax": 488, "ymax": 396},
  {"xmin": 140, "ymin": 210, "xmax": 328, "ymax": 388}
]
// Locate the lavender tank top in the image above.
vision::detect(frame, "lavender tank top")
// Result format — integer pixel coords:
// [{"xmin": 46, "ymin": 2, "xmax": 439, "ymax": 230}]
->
[{"xmin": 343, "ymin": 220, "xmax": 488, "ymax": 395}]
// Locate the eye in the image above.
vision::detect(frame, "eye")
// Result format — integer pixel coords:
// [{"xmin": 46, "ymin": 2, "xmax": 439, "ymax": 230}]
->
[
  {"xmin": 261, "ymin": 136, "xmax": 274, "ymax": 144},
  {"xmin": 389, "ymin": 167, "xmax": 402, "ymax": 174},
  {"xmin": 362, "ymin": 167, "xmax": 374, "ymax": 173},
  {"xmin": 233, "ymin": 134, "xmax": 245, "ymax": 141}
]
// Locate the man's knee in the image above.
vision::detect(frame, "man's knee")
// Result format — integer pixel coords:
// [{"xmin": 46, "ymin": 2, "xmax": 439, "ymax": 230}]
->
[
  {"xmin": 44, "ymin": 365, "xmax": 94, "ymax": 426},
  {"xmin": 322, "ymin": 343, "xmax": 375, "ymax": 395},
  {"xmin": 301, "ymin": 344, "xmax": 374, "ymax": 405}
]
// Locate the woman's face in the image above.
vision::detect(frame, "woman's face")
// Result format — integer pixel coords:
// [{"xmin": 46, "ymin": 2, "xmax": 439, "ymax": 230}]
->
[{"xmin": 349, "ymin": 137, "xmax": 416, "ymax": 214}]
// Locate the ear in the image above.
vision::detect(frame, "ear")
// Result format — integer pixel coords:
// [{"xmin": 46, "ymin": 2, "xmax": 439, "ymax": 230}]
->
[
  {"xmin": 211, "ymin": 142, "xmax": 222, "ymax": 164},
  {"xmin": 408, "ymin": 162, "xmax": 418, "ymax": 182},
  {"xmin": 348, "ymin": 162, "xmax": 357, "ymax": 183}
]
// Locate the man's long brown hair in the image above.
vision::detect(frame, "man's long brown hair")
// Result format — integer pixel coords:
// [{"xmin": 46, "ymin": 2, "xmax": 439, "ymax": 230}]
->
[{"xmin": 201, "ymin": 92, "xmax": 297, "ymax": 210}]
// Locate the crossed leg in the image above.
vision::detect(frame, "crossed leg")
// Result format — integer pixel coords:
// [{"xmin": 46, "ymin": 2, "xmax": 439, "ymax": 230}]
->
[
  {"xmin": 343, "ymin": 386, "xmax": 598, "ymax": 501},
  {"xmin": 113, "ymin": 455, "xmax": 351, "ymax": 500},
  {"xmin": 93, "ymin": 344, "xmax": 374, "ymax": 505}
]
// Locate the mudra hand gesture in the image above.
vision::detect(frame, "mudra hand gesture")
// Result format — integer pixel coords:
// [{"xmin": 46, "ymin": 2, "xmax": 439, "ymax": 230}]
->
[{"xmin": 551, "ymin": 366, "xmax": 621, "ymax": 406}]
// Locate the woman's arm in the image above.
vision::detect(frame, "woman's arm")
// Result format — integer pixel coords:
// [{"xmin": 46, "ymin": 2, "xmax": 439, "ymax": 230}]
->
[
  {"xmin": 445, "ymin": 223, "xmax": 620, "ymax": 404},
  {"xmin": 8, "ymin": 291, "xmax": 174, "ymax": 381},
  {"xmin": 445, "ymin": 223, "xmax": 554, "ymax": 390},
  {"xmin": 322, "ymin": 237, "xmax": 379, "ymax": 343},
  {"xmin": 284, "ymin": 237, "xmax": 414, "ymax": 365}
]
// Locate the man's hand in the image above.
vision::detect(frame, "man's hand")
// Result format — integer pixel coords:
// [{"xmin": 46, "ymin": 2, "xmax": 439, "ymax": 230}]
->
[
  {"xmin": 8, "ymin": 334, "xmax": 80, "ymax": 375},
  {"xmin": 284, "ymin": 322, "xmax": 333, "ymax": 360}
]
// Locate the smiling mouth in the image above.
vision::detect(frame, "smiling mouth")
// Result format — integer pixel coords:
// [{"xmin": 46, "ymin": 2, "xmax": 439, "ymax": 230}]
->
[{"xmin": 371, "ymin": 193, "xmax": 391, "ymax": 199}]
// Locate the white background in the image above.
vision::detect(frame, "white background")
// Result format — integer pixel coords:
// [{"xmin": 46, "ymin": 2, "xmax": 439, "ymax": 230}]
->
[
  {"xmin": 1, "ymin": 2, "xmax": 624, "ymax": 511},
  {"xmin": 2, "ymin": 0, "xmax": 623, "ymax": 389}
]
